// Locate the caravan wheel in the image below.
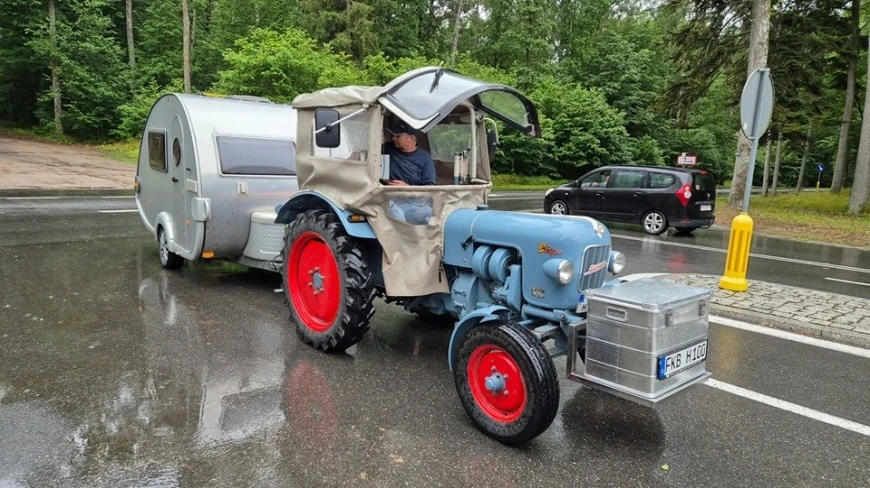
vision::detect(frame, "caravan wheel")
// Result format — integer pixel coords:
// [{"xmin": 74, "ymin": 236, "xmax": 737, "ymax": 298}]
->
[
  {"xmin": 283, "ymin": 209, "xmax": 375, "ymax": 352},
  {"xmin": 158, "ymin": 227, "xmax": 183, "ymax": 269}
]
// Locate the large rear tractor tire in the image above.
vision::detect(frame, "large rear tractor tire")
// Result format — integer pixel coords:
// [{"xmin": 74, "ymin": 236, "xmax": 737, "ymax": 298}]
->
[
  {"xmin": 282, "ymin": 209, "xmax": 376, "ymax": 352},
  {"xmin": 454, "ymin": 320, "xmax": 560, "ymax": 445}
]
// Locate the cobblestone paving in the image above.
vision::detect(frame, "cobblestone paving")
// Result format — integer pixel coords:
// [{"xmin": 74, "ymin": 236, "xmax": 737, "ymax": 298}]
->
[{"xmin": 650, "ymin": 274, "xmax": 870, "ymax": 347}]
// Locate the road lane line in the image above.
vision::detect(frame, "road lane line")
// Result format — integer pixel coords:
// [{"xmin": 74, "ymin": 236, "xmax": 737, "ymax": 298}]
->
[
  {"xmin": 612, "ymin": 234, "xmax": 870, "ymax": 275},
  {"xmin": 709, "ymin": 315, "xmax": 870, "ymax": 359},
  {"xmin": 2, "ymin": 196, "xmax": 62, "ymax": 200},
  {"xmin": 824, "ymin": 277, "xmax": 870, "ymax": 287},
  {"xmin": 98, "ymin": 209, "xmax": 138, "ymax": 213},
  {"xmin": 703, "ymin": 378, "xmax": 870, "ymax": 438}
]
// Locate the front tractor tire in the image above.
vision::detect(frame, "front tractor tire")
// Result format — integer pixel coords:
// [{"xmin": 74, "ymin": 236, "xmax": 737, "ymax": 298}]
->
[
  {"xmin": 454, "ymin": 320, "xmax": 560, "ymax": 445},
  {"xmin": 282, "ymin": 209, "xmax": 376, "ymax": 352}
]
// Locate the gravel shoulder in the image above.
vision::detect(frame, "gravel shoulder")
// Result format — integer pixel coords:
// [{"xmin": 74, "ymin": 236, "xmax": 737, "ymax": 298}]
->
[{"xmin": 0, "ymin": 134, "xmax": 135, "ymax": 192}]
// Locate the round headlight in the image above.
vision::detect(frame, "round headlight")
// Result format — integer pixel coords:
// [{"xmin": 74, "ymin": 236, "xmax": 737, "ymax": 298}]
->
[
  {"xmin": 557, "ymin": 260, "xmax": 575, "ymax": 284},
  {"xmin": 543, "ymin": 258, "xmax": 575, "ymax": 285},
  {"xmin": 608, "ymin": 251, "xmax": 626, "ymax": 274}
]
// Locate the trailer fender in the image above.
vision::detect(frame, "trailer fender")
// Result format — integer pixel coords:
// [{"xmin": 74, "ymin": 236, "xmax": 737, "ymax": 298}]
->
[
  {"xmin": 275, "ymin": 191, "xmax": 376, "ymax": 240},
  {"xmin": 448, "ymin": 305, "xmax": 511, "ymax": 370},
  {"xmin": 154, "ymin": 211, "xmax": 174, "ymax": 243}
]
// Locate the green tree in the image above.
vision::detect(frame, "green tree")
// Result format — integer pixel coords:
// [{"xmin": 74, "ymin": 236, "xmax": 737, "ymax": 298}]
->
[
  {"xmin": 213, "ymin": 28, "xmax": 364, "ymax": 102},
  {"xmin": 497, "ymin": 78, "xmax": 630, "ymax": 178},
  {"xmin": 27, "ymin": 0, "xmax": 128, "ymax": 139},
  {"xmin": 0, "ymin": 0, "xmax": 43, "ymax": 127}
]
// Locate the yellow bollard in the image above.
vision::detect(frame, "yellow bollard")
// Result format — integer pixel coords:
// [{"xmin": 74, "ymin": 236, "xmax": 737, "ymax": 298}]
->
[{"xmin": 720, "ymin": 212, "xmax": 754, "ymax": 292}]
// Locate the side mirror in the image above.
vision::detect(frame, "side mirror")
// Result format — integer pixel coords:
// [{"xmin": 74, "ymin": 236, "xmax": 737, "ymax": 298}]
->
[
  {"xmin": 486, "ymin": 128, "xmax": 498, "ymax": 164},
  {"xmin": 314, "ymin": 109, "xmax": 341, "ymax": 148}
]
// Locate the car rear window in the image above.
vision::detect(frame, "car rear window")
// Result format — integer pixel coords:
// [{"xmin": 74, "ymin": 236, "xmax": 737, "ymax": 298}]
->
[
  {"xmin": 693, "ymin": 172, "xmax": 716, "ymax": 191},
  {"xmin": 648, "ymin": 173, "xmax": 675, "ymax": 189}
]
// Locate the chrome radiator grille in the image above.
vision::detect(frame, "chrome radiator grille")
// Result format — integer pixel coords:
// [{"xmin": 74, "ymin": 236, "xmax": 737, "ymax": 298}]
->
[{"xmin": 578, "ymin": 244, "xmax": 611, "ymax": 291}]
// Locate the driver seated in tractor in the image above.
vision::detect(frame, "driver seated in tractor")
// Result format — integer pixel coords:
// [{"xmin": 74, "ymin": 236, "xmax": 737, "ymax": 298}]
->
[{"xmin": 381, "ymin": 121, "xmax": 436, "ymax": 225}]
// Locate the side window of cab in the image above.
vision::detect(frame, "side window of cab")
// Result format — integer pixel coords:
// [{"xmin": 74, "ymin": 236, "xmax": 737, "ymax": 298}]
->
[{"xmin": 312, "ymin": 109, "xmax": 369, "ymax": 160}]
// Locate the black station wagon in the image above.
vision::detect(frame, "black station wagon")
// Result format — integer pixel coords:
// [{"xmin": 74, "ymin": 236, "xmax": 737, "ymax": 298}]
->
[{"xmin": 544, "ymin": 165, "xmax": 716, "ymax": 235}]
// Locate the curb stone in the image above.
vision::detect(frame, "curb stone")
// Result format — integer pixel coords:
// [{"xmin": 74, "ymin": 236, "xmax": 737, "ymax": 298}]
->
[{"xmin": 649, "ymin": 274, "xmax": 870, "ymax": 349}]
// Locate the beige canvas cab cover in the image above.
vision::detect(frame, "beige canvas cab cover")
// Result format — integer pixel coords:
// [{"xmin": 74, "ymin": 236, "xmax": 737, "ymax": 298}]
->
[{"xmin": 291, "ymin": 67, "xmax": 540, "ymax": 296}]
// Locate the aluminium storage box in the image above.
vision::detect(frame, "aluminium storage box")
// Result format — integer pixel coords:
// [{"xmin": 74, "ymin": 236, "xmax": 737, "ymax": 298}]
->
[{"xmin": 582, "ymin": 279, "xmax": 712, "ymax": 400}]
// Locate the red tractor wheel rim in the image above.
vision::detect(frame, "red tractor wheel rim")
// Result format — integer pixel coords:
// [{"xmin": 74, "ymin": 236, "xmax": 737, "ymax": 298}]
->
[
  {"xmin": 467, "ymin": 344, "xmax": 527, "ymax": 422},
  {"xmin": 287, "ymin": 232, "xmax": 341, "ymax": 333}
]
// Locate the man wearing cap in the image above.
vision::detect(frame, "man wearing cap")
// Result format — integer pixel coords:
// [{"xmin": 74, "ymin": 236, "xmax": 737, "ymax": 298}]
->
[
  {"xmin": 383, "ymin": 121, "xmax": 436, "ymax": 224},
  {"xmin": 384, "ymin": 122, "xmax": 436, "ymax": 186}
]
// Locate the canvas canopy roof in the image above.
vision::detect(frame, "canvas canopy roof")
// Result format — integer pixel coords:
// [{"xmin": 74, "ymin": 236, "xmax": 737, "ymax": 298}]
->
[{"xmin": 291, "ymin": 66, "xmax": 540, "ymax": 136}]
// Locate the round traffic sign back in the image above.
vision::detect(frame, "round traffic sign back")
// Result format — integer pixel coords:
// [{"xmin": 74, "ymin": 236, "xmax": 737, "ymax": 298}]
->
[{"xmin": 740, "ymin": 68, "xmax": 775, "ymax": 139}]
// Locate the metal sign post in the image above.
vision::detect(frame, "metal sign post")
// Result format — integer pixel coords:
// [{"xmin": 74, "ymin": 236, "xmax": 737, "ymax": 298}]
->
[
  {"xmin": 721, "ymin": 68, "xmax": 775, "ymax": 292},
  {"xmin": 739, "ymin": 69, "xmax": 775, "ymax": 212}
]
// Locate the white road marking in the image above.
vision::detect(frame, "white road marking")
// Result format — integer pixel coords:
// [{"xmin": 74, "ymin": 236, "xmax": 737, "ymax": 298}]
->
[
  {"xmin": 2, "ymin": 196, "xmax": 62, "ymax": 200},
  {"xmin": 703, "ymin": 378, "xmax": 870, "ymax": 438},
  {"xmin": 824, "ymin": 277, "xmax": 870, "ymax": 287},
  {"xmin": 98, "ymin": 209, "xmax": 138, "ymax": 214},
  {"xmin": 709, "ymin": 315, "xmax": 870, "ymax": 359},
  {"xmin": 613, "ymin": 234, "xmax": 870, "ymax": 275}
]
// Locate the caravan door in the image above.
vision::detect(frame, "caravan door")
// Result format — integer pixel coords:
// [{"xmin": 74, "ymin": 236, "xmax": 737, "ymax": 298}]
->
[{"xmin": 169, "ymin": 116, "xmax": 194, "ymax": 254}]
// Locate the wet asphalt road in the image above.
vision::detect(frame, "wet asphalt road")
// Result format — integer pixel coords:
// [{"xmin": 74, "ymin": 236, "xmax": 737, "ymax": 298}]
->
[{"xmin": 0, "ymin": 197, "xmax": 868, "ymax": 486}]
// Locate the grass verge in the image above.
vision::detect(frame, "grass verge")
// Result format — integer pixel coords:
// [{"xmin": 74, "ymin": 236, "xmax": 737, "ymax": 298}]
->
[
  {"xmin": 715, "ymin": 191, "xmax": 869, "ymax": 248},
  {"xmin": 97, "ymin": 139, "xmax": 139, "ymax": 165},
  {"xmin": 492, "ymin": 174, "xmax": 569, "ymax": 191}
]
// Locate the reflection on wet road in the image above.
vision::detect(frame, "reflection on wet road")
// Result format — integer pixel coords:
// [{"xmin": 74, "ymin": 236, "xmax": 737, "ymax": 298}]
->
[{"xmin": 0, "ymin": 204, "xmax": 867, "ymax": 486}]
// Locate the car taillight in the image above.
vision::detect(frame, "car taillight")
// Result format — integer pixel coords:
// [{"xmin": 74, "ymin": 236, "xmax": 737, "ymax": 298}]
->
[{"xmin": 676, "ymin": 183, "xmax": 692, "ymax": 206}]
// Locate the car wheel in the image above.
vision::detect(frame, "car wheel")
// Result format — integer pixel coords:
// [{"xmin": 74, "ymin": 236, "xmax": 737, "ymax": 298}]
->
[
  {"xmin": 454, "ymin": 320, "xmax": 560, "ymax": 445},
  {"xmin": 642, "ymin": 210, "xmax": 668, "ymax": 235},
  {"xmin": 548, "ymin": 200, "xmax": 570, "ymax": 215},
  {"xmin": 283, "ymin": 209, "xmax": 376, "ymax": 352},
  {"xmin": 674, "ymin": 226, "xmax": 698, "ymax": 234},
  {"xmin": 157, "ymin": 226, "xmax": 184, "ymax": 269}
]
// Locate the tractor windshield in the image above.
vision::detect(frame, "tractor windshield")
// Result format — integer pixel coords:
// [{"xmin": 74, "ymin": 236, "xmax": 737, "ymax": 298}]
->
[{"xmin": 381, "ymin": 68, "xmax": 540, "ymax": 136}]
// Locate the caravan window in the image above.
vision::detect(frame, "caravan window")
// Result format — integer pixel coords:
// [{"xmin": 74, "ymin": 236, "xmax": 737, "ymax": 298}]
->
[
  {"xmin": 148, "ymin": 132, "xmax": 167, "ymax": 172},
  {"xmin": 217, "ymin": 136, "xmax": 296, "ymax": 176}
]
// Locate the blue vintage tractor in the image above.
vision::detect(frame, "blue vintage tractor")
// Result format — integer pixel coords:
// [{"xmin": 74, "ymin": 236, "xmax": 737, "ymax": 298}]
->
[{"xmin": 276, "ymin": 67, "xmax": 711, "ymax": 444}]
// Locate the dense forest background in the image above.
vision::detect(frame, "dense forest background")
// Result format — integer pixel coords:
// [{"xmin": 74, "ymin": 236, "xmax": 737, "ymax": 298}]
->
[{"xmin": 0, "ymin": 0, "xmax": 867, "ymax": 206}]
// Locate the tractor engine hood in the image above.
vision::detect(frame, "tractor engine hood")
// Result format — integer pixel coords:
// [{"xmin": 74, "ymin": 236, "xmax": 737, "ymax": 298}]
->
[{"xmin": 443, "ymin": 208, "xmax": 613, "ymax": 310}]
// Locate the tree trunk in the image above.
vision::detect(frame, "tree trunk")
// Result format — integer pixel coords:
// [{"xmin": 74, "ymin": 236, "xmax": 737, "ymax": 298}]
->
[
  {"xmin": 761, "ymin": 135, "xmax": 772, "ymax": 195},
  {"xmin": 125, "ymin": 0, "xmax": 135, "ymax": 69},
  {"xmin": 726, "ymin": 0, "xmax": 771, "ymax": 209},
  {"xmin": 795, "ymin": 119, "xmax": 813, "ymax": 193},
  {"xmin": 182, "ymin": 0, "xmax": 191, "ymax": 93},
  {"xmin": 832, "ymin": 0, "xmax": 859, "ymax": 193},
  {"xmin": 771, "ymin": 133, "xmax": 782, "ymax": 196},
  {"xmin": 797, "ymin": 121, "xmax": 812, "ymax": 192},
  {"xmin": 48, "ymin": 0, "xmax": 62, "ymax": 134},
  {"xmin": 848, "ymin": 32, "xmax": 870, "ymax": 214},
  {"xmin": 449, "ymin": 0, "xmax": 464, "ymax": 68}
]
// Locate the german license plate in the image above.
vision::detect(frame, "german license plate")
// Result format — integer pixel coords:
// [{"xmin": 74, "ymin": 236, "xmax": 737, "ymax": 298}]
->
[
  {"xmin": 700, "ymin": 204, "xmax": 712, "ymax": 211},
  {"xmin": 658, "ymin": 341, "xmax": 707, "ymax": 379},
  {"xmin": 575, "ymin": 293, "xmax": 587, "ymax": 313}
]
